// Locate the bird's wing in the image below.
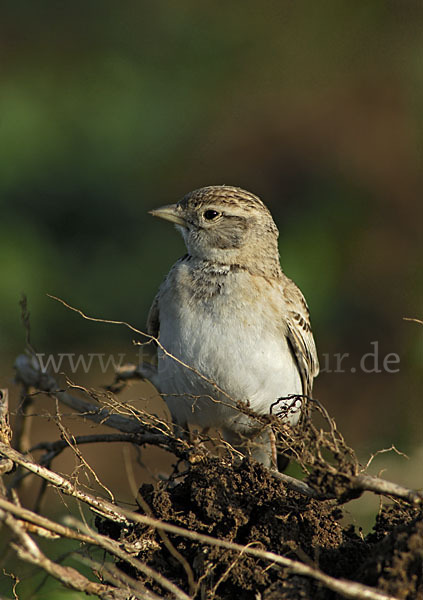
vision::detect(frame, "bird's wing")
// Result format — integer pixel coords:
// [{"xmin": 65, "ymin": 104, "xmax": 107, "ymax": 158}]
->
[
  {"xmin": 146, "ymin": 292, "xmax": 160, "ymax": 340},
  {"xmin": 142, "ymin": 257, "xmax": 189, "ymax": 386},
  {"xmin": 283, "ymin": 276, "xmax": 319, "ymax": 397},
  {"xmin": 136, "ymin": 292, "xmax": 160, "ymax": 384},
  {"xmin": 144, "ymin": 256, "xmax": 189, "ymax": 377}
]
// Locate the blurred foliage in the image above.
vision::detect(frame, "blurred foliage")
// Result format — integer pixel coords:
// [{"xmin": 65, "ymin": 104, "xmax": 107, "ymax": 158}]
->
[{"xmin": 0, "ymin": 2, "xmax": 422, "ymax": 448}]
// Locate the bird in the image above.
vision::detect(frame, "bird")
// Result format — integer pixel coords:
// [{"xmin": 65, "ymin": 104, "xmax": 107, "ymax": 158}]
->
[{"xmin": 140, "ymin": 185, "xmax": 319, "ymax": 468}]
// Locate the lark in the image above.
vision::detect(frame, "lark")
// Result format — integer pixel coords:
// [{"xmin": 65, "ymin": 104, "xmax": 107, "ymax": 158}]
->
[{"xmin": 141, "ymin": 185, "xmax": 319, "ymax": 468}]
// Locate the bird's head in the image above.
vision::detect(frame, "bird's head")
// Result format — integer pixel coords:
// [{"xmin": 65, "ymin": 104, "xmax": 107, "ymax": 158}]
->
[{"xmin": 149, "ymin": 185, "xmax": 281, "ymax": 273}]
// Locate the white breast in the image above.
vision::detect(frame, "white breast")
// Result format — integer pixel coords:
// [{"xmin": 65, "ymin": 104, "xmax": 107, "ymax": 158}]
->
[{"xmin": 156, "ymin": 265, "xmax": 302, "ymax": 432}]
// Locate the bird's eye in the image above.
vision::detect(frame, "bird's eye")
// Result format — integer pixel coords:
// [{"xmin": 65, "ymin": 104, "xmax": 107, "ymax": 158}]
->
[{"xmin": 203, "ymin": 210, "xmax": 220, "ymax": 221}]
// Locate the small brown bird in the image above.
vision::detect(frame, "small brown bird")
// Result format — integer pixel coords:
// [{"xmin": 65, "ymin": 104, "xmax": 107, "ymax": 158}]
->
[{"xmin": 141, "ymin": 185, "xmax": 319, "ymax": 467}]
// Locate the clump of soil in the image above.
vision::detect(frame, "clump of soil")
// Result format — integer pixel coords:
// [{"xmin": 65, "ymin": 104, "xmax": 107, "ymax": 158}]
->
[
  {"xmin": 359, "ymin": 504, "xmax": 423, "ymax": 599},
  {"xmin": 97, "ymin": 455, "xmax": 423, "ymax": 599}
]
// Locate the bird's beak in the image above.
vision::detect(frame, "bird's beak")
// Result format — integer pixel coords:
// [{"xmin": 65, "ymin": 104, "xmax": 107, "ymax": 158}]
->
[{"xmin": 148, "ymin": 204, "xmax": 187, "ymax": 227}]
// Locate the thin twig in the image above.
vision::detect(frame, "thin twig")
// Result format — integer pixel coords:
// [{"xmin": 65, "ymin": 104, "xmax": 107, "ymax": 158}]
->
[
  {"xmin": 30, "ymin": 433, "xmax": 160, "ymax": 464},
  {"xmin": 403, "ymin": 317, "xmax": 423, "ymax": 325},
  {"xmin": 0, "ymin": 389, "xmax": 13, "ymax": 476},
  {"xmin": 271, "ymin": 470, "xmax": 318, "ymax": 498},
  {"xmin": 11, "ymin": 387, "xmax": 33, "ymax": 455},
  {"xmin": 47, "ymin": 294, "xmax": 235, "ymax": 403},
  {"xmin": 0, "ymin": 496, "xmax": 93, "ymax": 543},
  {"xmin": 363, "ymin": 445, "xmax": 409, "ymax": 471},
  {"xmin": 52, "ymin": 399, "xmax": 115, "ymax": 503}
]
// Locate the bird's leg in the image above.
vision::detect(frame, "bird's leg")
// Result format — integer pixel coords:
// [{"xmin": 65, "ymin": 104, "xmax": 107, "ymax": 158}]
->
[
  {"xmin": 269, "ymin": 428, "xmax": 278, "ymax": 471},
  {"xmin": 221, "ymin": 426, "xmax": 274, "ymax": 468}
]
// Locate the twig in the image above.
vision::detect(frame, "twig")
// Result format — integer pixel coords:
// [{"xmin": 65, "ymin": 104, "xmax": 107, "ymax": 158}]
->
[
  {"xmin": 52, "ymin": 400, "xmax": 116, "ymax": 503},
  {"xmin": 19, "ymin": 294, "xmax": 37, "ymax": 355},
  {"xmin": 363, "ymin": 445, "xmax": 409, "ymax": 471},
  {"xmin": 13, "ymin": 354, "xmax": 193, "ymax": 474},
  {"xmin": 274, "ymin": 469, "xmax": 423, "ymax": 505},
  {"xmin": 271, "ymin": 470, "xmax": 318, "ymax": 498},
  {"xmin": 31, "ymin": 433, "xmax": 158, "ymax": 458},
  {"xmin": 274, "ymin": 465, "xmax": 423, "ymax": 505},
  {"xmin": 14, "ymin": 295, "xmax": 36, "ymax": 458},
  {"xmin": 11, "ymin": 387, "xmax": 33, "ymax": 455},
  {"xmin": 209, "ymin": 542, "xmax": 258, "ymax": 598},
  {"xmin": 0, "ymin": 389, "xmax": 13, "ymax": 476},
  {"xmin": 403, "ymin": 317, "xmax": 423, "ymax": 325},
  {"xmin": 352, "ymin": 474, "xmax": 423, "ymax": 504},
  {"xmin": 14, "ymin": 355, "xmax": 186, "ymax": 449},
  {"xmin": 14, "ymin": 354, "xmax": 151, "ymax": 433}
]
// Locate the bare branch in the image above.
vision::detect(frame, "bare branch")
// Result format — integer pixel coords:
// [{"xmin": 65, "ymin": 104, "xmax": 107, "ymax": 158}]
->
[
  {"xmin": 274, "ymin": 466, "xmax": 423, "ymax": 505},
  {"xmin": 14, "ymin": 354, "xmax": 149, "ymax": 434},
  {"xmin": 0, "ymin": 491, "xmax": 190, "ymax": 600},
  {"xmin": 352, "ymin": 474, "xmax": 423, "ymax": 504},
  {"xmin": 0, "ymin": 493, "xmax": 186, "ymax": 600},
  {"xmin": 14, "ymin": 355, "xmax": 188, "ymax": 451}
]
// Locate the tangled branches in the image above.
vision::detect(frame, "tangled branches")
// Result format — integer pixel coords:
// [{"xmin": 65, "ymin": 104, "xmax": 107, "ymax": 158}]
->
[{"xmin": 0, "ymin": 303, "xmax": 422, "ymax": 600}]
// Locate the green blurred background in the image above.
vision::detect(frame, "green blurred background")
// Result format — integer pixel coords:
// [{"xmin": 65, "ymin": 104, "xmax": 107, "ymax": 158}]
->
[{"xmin": 0, "ymin": 2, "xmax": 422, "ymax": 594}]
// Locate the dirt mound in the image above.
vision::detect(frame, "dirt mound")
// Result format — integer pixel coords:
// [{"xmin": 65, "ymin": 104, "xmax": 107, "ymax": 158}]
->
[{"xmin": 97, "ymin": 456, "xmax": 423, "ymax": 599}]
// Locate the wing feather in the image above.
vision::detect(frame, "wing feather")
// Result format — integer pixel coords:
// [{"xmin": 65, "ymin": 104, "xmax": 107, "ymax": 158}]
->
[
  {"xmin": 283, "ymin": 276, "xmax": 319, "ymax": 396},
  {"xmin": 146, "ymin": 293, "xmax": 160, "ymax": 339}
]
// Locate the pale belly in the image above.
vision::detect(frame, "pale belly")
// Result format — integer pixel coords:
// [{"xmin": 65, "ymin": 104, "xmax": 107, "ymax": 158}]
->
[{"xmin": 156, "ymin": 299, "xmax": 302, "ymax": 432}]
